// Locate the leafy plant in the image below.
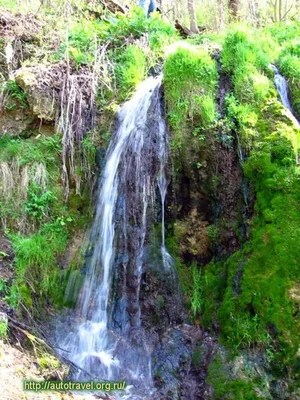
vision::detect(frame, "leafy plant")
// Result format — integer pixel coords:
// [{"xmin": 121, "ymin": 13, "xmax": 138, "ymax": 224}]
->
[
  {"xmin": 191, "ymin": 264, "xmax": 202, "ymax": 317},
  {"xmin": 3, "ymin": 80, "xmax": 27, "ymax": 110},
  {"xmin": 25, "ymin": 184, "xmax": 56, "ymax": 221}
]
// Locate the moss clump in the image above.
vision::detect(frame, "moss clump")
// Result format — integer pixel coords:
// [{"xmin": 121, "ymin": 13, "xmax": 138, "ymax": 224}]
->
[
  {"xmin": 221, "ymin": 29, "xmax": 279, "ymax": 149},
  {"xmin": 164, "ymin": 44, "xmax": 218, "ymax": 149},
  {"xmin": 217, "ymin": 132, "xmax": 300, "ymax": 364},
  {"xmin": 222, "ymin": 28, "xmax": 270, "ymax": 75},
  {"xmin": 207, "ymin": 356, "xmax": 263, "ymax": 400},
  {"xmin": 38, "ymin": 353, "xmax": 60, "ymax": 370},
  {"xmin": 115, "ymin": 45, "xmax": 147, "ymax": 101},
  {"xmin": 7, "ymin": 222, "xmax": 68, "ymax": 310}
]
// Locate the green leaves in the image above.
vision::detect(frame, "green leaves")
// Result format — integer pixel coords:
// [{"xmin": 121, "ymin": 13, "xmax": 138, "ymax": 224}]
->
[
  {"xmin": 3, "ymin": 80, "xmax": 28, "ymax": 110},
  {"xmin": 25, "ymin": 183, "xmax": 56, "ymax": 221}
]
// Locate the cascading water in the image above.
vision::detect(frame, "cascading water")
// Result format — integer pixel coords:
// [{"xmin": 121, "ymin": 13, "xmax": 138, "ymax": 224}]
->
[
  {"xmin": 56, "ymin": 76, "xmax": 174, "ymax": 398},
  {"xmin": 271, "ymin": 64, "xmax": 293, "ymax": 111},
  {"xmin": 271, "ymin": 64, "xmax": 300, "ymax": 163}
]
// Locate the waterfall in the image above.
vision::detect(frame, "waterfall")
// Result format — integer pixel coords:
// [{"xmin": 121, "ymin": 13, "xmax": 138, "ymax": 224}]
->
[
  {"xmin": 271, "ymin": 64, "xmax": 300, "ymax": 163},
  {"xmin": 271, "ymin": 64, "xmax": 299, "ymax": 127},
  {"xmin": 271, "ymin": 64, "xmax": 293, "ymax": 111},
  {"xmin": 56, "ymin": 76, "xmax": 173, "ymax": 397}
]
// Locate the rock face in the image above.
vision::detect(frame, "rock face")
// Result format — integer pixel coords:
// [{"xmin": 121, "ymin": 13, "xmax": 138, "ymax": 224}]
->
[
  {"xmin": 15, "ymin": 67, "xmax": 58, "ymax": 121},
  {"xmin": 0, "ymin": 66, "xmax": 58, "ymax": 137},
  {"xmin": 0, "ymin": 233, "xmax": 14, "ymax": 283},
  {"xmin": 152, "ymin": 325, "xmax": 203, "ymax": 399}
]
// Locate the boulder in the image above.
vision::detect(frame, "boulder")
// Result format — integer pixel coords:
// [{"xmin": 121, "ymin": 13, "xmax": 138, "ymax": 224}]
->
[{"xmin": 15, "ymin": 67, "xmax": 58, "ymax": 121}]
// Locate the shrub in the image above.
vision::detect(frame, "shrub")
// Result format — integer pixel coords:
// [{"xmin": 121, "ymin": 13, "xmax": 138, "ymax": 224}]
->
[
  {"xmin": 222, "ymin": 28, "xmax": 269, "ymax": 74},
  {"xmin": 267, "ymin": 22, "xmax": 300, "ymax": 45},
  {"xmin": 233, "ymin": 65, "xmax": 271, "ymax": 105},
  {"xmin": 25, "ymin": 183, "xmax": 56, "ymax": 222}
]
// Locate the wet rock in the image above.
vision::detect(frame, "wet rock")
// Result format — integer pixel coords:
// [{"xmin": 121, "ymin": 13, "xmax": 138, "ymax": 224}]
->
[
  {"xmin": 152, "ymin": 324, "xmax": 203, "ymax": 399},
  {"xmin": 96, "ymin": 147, "xmax": 106, "ymax": 170},
  {"xmin": 232, "ymin": 262, "xmax": 245, "ymax": 296}
]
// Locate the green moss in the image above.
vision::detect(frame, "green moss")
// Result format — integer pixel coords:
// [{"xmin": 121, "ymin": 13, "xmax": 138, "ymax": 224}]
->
[
  {"xmin": 233, "ymin": 65, "xmax": 271, "ymax": 105},
  {"xmin": 205, "ymin": 105, "xmax": 300, "ymax": 369},
  {"xmin": 207, "ymin": 356, "xmax": 262, "ymax": 400},
  {"xmin": 222, "ymin": 28, "xmax": 270, "ymax": 74},
  {"xmin": 115, "ymin": 45, "xmax": 147, "ymax": 101},
  {"xmin": 164, "ymin": 45, "xmax": 218, "ymax": 149},
  {"xmin": 189, "ymin": 27, "xmax": 300, "ymax": 382},
  {"xmin": 6, "ymin": 222, "xmax": 68, "ymax": 309}
]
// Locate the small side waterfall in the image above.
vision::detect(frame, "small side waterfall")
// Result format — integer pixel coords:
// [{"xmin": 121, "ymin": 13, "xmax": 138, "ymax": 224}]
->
[
  {"xmin": 56, "ymin": 76, "xmax": 175, "ymax": 397},
  {"xmin": 271, "ymin": 65, "xmax": 293, "ymax": 111},
  {"xmin": 271, "ymin": 65, "xmax": 300, "ymax": 163}
]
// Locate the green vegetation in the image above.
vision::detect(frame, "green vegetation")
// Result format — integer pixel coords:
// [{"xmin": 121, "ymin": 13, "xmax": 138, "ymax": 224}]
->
[
  {"xmin": 115, "ymin": 45, "xmax": 147, "ymax": 100},
  {"xmin": 0, "ymin": 132, "xmax": 92, "ymax": 312},
  {"xmin": 278, "ymin": 49, "xmax": 300, "ymax": 119},
  {"xmin": 164, "ymin": 45, "xmax": 218, "ymax": 149},
  {"xmin": 52, "ymin": 8, "xmax": 178, "ymax": 101},
  {"xmin": 7, "ymin": 223, "xmax": 68, "ymax": 309},
  {"xmin": 1, "ymin": 1, "xmax": 300, "ymax": 395},
  {"xmin": 2, "ymin": 80, "xmax": 28, "ymax": 110},
  {"xmin": 0, "ymin": 320, "xmax": 8, "ymax": 339},
  {"xmin": 207, "ymin": 356, "xmax": 262, "ymax": 400},
  {"xmin": 162, "ymin": 21, "xmax": 300, "ymax": 394},
  {"xmin": 0, "ymin": 4, "xmax": 178, "ymax": 316},
  {"xmin": 179, "ymin": 25, "xmax": 300, "ymax": 391}
]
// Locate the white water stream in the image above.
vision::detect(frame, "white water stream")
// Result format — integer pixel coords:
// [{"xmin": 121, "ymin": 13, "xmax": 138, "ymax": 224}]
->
[{"xmin": 57, "ymin": 76, "xmax": 174, "ymax": 398}]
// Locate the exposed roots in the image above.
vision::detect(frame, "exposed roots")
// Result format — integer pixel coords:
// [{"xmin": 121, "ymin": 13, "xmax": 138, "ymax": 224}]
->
[
  {"xmin": 2, "ymin": 10, "xmax": 114, "ymax": 199},
  {"xmin": 0, "ymin": 162, "xmax": 14, "ymax": 197},
  {"xmin": 20, "ymin": 165, "xmax": 30, "ymax": 199},
  {"xmin": 56, "ymin": 69, "xmax": 95, "ymax": 200},
  {"xmin": 31, "ymin": 162, "xmax": 48, "ymax": 190}
]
